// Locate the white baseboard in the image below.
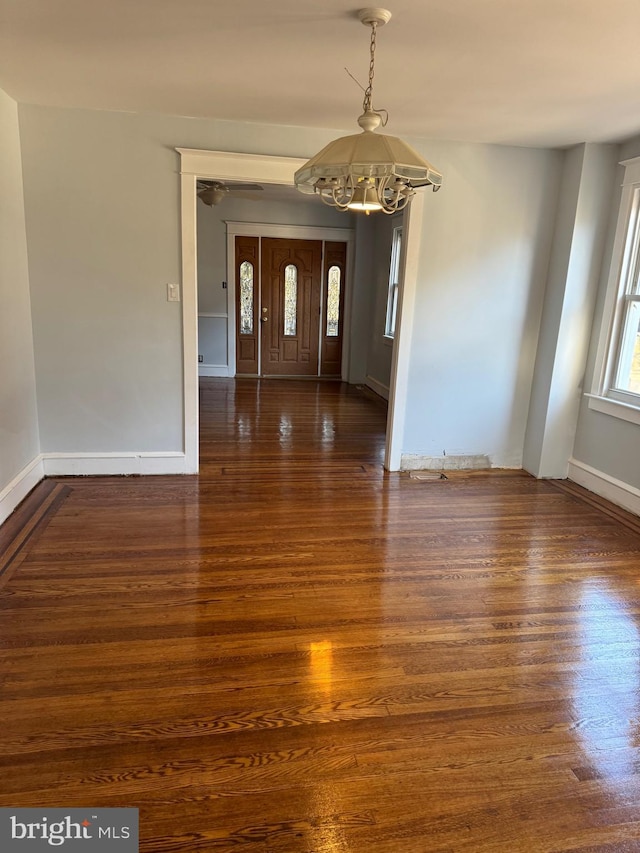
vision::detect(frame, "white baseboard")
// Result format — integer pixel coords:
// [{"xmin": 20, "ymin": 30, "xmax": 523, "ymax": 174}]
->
[
  {"xmin": 567, "ymin": 457, "xmax": 640, "ymax": 516},
  {"xmin": 41, "ymin": 452, "xmax": 189, "ymax": 477},
  {"xmin": 401, "ymin": 453, "xmax": 492, "ymax": 471},
  {"xmin": 365, "ymin": 375, "xmax": 390, "ymax": 401},
  {"xmin": 0, "ymin": 455, "xmax": 45, "ymax": 526},
  {"xmin": 199, "ymin": 365, "xmax": 230, "ymax": 377}
]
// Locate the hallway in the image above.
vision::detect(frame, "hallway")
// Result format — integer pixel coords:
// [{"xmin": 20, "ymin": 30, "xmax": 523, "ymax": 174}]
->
[
  {"xmin": 198, "ymin": 378, "xmax": 387, "ymax": 472},
  {"xmin": 1, "ymin": 380, "xmax": 640, "ymax": 851}
]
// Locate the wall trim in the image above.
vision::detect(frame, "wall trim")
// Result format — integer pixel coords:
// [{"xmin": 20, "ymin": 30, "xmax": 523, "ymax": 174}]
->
[
  {"xmin": 0, "ymin": 456, "xmax": 45, "ymax": 526},
  {"xmin": 41, "ymin": 452, "xmax": 188, "ymax": 477},
  {"xmin": 198, "ymin": 365, "xmax": 230, "ymax": 377},
  {"xmin": 224, "ymin": 221, "xmax": 355, "ymax": 242},
  {"xmin": 567, "ymin": 457, "xmax": 640, "ymax": 515},
  {"xmin": 365, "ymin": 375, "xmax": 390, "ymax": 401}
]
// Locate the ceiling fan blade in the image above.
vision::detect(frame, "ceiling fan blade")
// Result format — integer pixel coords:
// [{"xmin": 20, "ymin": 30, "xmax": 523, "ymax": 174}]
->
[
  {"xmin": 227, "ymin": 191, "xmax": 265, "ymax": 202},
  {"xmin": 197, "ymin": 181, "xmax": 263, "ymax": 192},
  {"xmin": 226, "ymin": 183, "xmax": 264, "ymax": 192}
]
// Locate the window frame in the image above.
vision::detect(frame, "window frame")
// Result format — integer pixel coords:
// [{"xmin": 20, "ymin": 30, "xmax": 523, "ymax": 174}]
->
[
  {"xmin": 384, "ymin": 224, "xmax": 403, "ymax": 340},
  {"xmin": 588, "ymin": 157, "xmax": 640, "ymax": 425}
]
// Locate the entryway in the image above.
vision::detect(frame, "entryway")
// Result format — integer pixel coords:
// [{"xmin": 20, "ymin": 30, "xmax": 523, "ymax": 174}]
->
[{"xmin": 235, "ymin": 236, "xmax": 346, "ymax": 378}]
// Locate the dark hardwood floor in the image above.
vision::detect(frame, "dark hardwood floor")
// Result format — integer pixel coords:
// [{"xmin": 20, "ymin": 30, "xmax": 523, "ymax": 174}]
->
[{"xmin": 1, "ymin": 378, "xmax": 640, "ymax": 851}]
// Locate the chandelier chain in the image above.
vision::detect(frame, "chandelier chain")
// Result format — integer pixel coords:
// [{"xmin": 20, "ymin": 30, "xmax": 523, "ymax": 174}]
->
[{"xmin": 363, "ymin": 22, "xmax": 377, "ymax": 113}]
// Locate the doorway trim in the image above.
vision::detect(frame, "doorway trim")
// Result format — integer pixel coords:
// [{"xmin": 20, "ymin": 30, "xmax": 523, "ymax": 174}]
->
[{"xmin": 177, "ymin": 147, "xmax": 422, "ymax": 473}]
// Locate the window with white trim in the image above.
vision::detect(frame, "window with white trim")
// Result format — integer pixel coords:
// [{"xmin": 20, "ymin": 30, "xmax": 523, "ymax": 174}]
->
[
  {"xmin": 385, "ymin": 225, "xmax": 403, "ymax": 338},
  {"xmin": 589, "ymin": 157, "xmax": 640, "ymax": 424}
]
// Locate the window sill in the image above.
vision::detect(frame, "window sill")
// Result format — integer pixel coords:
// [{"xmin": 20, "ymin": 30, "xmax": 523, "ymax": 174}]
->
[{"xmin": 586, "ymin": 393, "xmax": 640, "ymax": 426}]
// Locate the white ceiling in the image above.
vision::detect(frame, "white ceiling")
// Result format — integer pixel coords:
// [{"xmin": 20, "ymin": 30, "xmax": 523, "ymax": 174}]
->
[{"xmin": 2, "ymin": 0, "xmax": 640, "ymax": 148}]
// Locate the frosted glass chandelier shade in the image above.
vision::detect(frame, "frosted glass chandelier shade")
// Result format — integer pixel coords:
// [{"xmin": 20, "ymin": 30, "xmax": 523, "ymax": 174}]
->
[{"xmin": 294, "ymin": 131, "xmax": 443, "ymax": 189}]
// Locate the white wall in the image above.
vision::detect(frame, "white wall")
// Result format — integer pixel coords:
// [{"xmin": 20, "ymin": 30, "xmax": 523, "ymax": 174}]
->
[
  {"xmin": 0, "ymin": 89, "xmax": 41, "ymax": 522},
  {"xmin": 399, "ymin": 141, "xmax": 562, "ymax": 469}
]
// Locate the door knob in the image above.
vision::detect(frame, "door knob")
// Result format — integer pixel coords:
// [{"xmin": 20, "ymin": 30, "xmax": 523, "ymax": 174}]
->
[{"xmin": 261, "ymin": 307, "xmax": 268, "ymax": 322}]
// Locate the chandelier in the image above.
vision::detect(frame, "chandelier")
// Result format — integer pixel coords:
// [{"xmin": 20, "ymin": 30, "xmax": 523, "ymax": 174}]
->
[{"xmin": 294, "ymin": 7, "xmax": 442, "ymax": 214}]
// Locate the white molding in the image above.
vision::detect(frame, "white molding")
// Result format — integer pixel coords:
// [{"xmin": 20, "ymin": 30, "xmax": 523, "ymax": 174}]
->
[
  {"xmin": 0, "ymin": 455, "xmax": 45, "ymax": 526},
  {"xmin": 401, "ymin": 453, "xmax": 492, "ymax": 471},
  {"xmin": 225, "ymin": 227, "xmax": 238, "ymax": 377},
  {"xmin": 365, "ymin": 375, "xmax": 390, "ymax": 401},
  {"xmin": 198, "ymin": 312, "xmax": 228, "ymax": 319},
  {"xmin": 224, "ymin": 221, "xmax": 354, "ymax": 242},
  {"xmin": 586, "ymin": 393, "xmax": 640, "ymax": 426},
  {"xmin": 180, "ymin": 170, "xmax": 199, "ymax": 474},
  {"xmin": 385, "ymin": 193, "xmax": 426, "ymax": 471},
  {"xmin": 198, "ymin": 365, "xmax": 230, "ymax": 377},
  {"xmin": 176, "ymin": 149, "xmax": 307, "ymax": 183},
  {"xmin": 41, "ymin": 452, "xmax": 187, "ymax": 477},
  {"xmin": 568, "ymin": 457, "xmax": 640, "ymax": 516},
  {"xmin": 620, "ymin": 156, "xmax": 640, "ymax": 182}
]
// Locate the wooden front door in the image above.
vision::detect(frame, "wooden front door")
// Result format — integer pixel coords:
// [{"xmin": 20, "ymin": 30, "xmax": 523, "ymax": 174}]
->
[
  {"xmin": 234, "ymin": 236, "xmax": 346, "ymax": 377},
  {"xmin": 260, "ymin": 238, "xmax": 322, "ymax": 377}
]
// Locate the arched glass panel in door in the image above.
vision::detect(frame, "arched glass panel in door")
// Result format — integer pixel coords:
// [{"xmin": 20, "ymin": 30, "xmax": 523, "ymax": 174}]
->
[
  {"xmin": 284, "ymin": 264, "xmax": 298, "ymax": 336},
  {"xmin": 239, "ymin": 261, "xmax": 254, "ymax": 334},
  {"xmin": 326, "ymin": 265, "xmax": 341, "ymax": 336}
]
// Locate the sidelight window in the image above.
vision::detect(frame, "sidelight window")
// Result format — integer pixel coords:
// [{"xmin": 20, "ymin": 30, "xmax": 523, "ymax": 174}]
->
[
  {"xmin": 239, "ymin": 261, "xmax": 254, "ymax": 335},
  {"xmin": 326, "ymin": 266, "xmax": 341, "ymax": 337},
  {"xmin": 284, "ymin": 264, "xmax": 297, "ymax": 336}
]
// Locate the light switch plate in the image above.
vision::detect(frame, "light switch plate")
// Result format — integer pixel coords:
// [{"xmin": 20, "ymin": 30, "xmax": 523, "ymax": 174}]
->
[{"xmin": 167, "ymin": 283, "xmax": 180, "ymax": 302}]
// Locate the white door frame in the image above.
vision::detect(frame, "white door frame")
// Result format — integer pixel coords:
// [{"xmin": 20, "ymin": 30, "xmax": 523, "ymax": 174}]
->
[{"xmin": 177, "ymin": 147, "xmax": 422, "ymax": 473}]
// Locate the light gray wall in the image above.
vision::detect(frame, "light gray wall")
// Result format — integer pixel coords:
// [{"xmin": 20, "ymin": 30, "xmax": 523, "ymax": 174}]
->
[
  {"xmin": 0, "ymin": 88, "xmax": 39, "ymax": 493},
  {"xmin": 572, "ymin": 135, "xmax": 640, "ymax": 491},
  {"xmin": 365, "ymin": 213, "xmax": 399, "ymax": 396},
  {"xmin": 400, "ymin": 141, "xmax": 562, "ymax": 468},
  {"xmin": 196, "ymin": 194, "xmax": 351, "ymax": 370}
]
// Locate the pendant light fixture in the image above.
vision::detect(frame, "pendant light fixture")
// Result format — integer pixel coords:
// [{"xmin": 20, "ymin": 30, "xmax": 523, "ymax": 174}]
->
[{"xmin": 294, "ymin": 7, "xmax": 442, "ymax": 214}]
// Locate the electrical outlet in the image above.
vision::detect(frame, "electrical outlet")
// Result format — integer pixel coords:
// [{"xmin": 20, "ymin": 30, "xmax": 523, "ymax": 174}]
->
[{"xmin": 198, "ymin": 355, "xmax": 204, "ymax": 363}]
